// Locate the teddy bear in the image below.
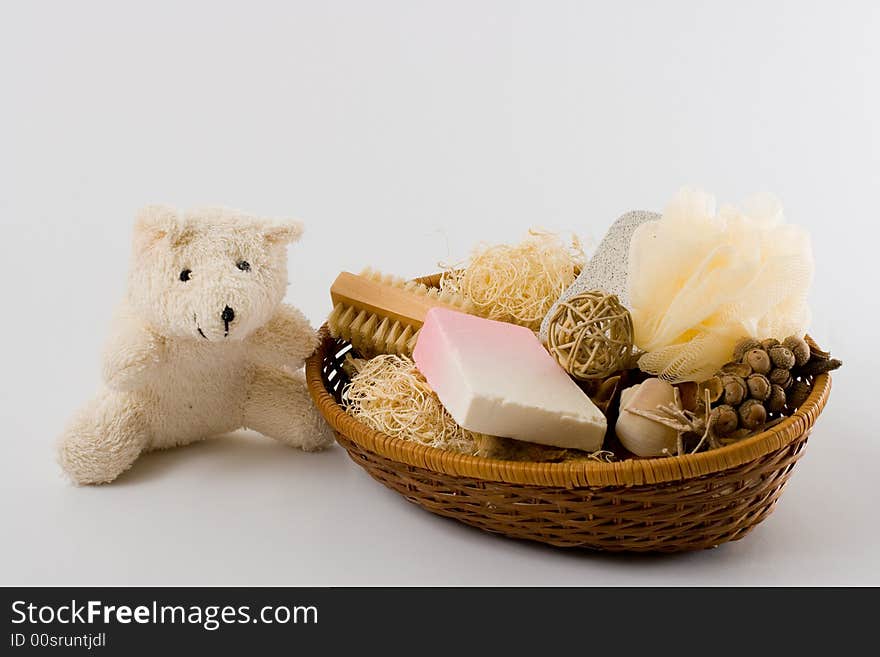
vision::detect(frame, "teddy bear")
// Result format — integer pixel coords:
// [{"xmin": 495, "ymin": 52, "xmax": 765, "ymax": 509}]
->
[{"xmin": 58, "ymin": 205, "xmax": 334, "ymax": 485}]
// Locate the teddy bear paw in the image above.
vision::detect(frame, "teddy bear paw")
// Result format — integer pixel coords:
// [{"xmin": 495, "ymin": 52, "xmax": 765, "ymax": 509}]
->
[
  {"xmin": 58, "ymin": 430, "xmax": 140, "ymax": 485},
  {"xmin": 300, "ymin": 417, "xmax": 336, "ymax": 452},
  {"xmin": 58, "ymin": 395, "xmax": 148, "ymax": 485}
]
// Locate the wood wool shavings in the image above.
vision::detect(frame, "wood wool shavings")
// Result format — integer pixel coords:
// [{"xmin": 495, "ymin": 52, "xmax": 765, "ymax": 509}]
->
[
  {"xmin": 440, "ymin": 229, "xmax": 584, "ymax": 331},
  {"xmin": 342, "ymin": 354, "xmax": 481, "ymax": 455}
]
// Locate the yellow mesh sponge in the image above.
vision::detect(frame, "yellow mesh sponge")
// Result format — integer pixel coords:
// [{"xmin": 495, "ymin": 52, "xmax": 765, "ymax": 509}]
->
[{"xmin": 629, "ymin": 188, "xmax": 813, "ymax": 383}]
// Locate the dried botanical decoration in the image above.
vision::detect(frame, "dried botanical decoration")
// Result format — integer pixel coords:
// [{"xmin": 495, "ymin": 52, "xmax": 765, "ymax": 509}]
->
[{"xmin": 545, "ymin": 290, "xmax": 635, "ymax": 380}]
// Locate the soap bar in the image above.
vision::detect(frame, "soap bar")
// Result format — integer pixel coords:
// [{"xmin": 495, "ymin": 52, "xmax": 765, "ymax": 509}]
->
[{"xmin": 413, "ymin": 308, "xmax": 606, "ymax": 451}]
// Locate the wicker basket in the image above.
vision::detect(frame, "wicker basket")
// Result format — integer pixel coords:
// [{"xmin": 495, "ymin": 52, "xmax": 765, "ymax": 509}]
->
[{"xmin": 306, "ymin": 275, "xmax": 832, "ymax": 552}]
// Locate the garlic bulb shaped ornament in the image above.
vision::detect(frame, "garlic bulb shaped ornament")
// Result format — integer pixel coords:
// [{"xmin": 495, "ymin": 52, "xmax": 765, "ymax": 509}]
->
[{"xmin": 616, "ymin": 378, "xmax": 679, "ymax": 457}]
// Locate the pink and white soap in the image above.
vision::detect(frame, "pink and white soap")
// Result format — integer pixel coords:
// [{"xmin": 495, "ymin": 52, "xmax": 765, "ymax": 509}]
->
[{"xmin": 413, "ymin": 308, "xmax": 606, "ymax": 451}]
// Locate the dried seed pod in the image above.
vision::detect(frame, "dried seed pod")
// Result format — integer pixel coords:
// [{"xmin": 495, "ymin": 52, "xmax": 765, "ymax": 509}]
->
[
  {"xmin": 798, "ymin": 357, "xmax": 843, "ymax": 377},
  {"xmin": 769, "ymin": 345, "xmax": 795, "ymax": 369},
  {"xmin": 710, "ymin": 405, "xmax": 739, "ymax": 436},
  {"xmin": 786, "ymin": 380, "xmax": 812, "ymax": 410},
  {"xmin": 746, "ymin": 373, "xmax": 771, "ymax": 401},
  {"xmin": 769, "ymin": 367, "xmax": 793, "ymax": 389},
  {"xmin": 697, "ymin": 376, "xmax": 723, "ymax": 405},
  {"xmin": 677, "ymin": 381, "xmax": 699, "ymax": 412},
  {"xmin": 733, "ymin": 338, "xmax": 762, "ymax": 362},
  {"xmin": 589, "ymin": 375, "xmax": 621, "ymax": 415},
  {"xmin": 766, "ymin": 384, "xmax": 787, "ymax": 413},
  {"xmin": 761, "ymin": 338, "xmax": 780, "ymax": 351},
  {"xmin": 783, "ymin": 335, "xmax": 810, "ymax": 367},
  {"xmin": 742, "ymin": 348, "xmax": 771, "ymax": 375},
  {"xmin": 721, "ymin": 375, "xmax": 747, "ymax": 406},
  {"xmin": 720, "ymin": 361, "xmax": 752, "ymax": 377},
  {"xmin": 738, "ymin": 399, "xmax": 767, "ymax": 430}
]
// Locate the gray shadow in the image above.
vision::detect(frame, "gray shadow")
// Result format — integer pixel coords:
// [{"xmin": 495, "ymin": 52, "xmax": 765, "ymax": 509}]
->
[{"xmin": 112, "ymin": 431, "xmax": 345, "ymax": 486}]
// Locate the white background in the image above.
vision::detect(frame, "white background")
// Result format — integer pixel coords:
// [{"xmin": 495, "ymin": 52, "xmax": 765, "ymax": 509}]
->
[{"xmin": 2, "ymin": 1, "xmax": 878, "ymax": 585}]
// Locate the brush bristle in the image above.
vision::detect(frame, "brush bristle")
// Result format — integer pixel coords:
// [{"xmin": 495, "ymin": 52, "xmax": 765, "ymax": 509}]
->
[
  {"xmin": 329, "ymin": 304, "xmax": 414, "ymax": 356},
  {"xmin": 358, "ymin": 267, "xmax": 475, "ymax": 313},
  {"xmin": 329, "ymin": 270, "xmax": 474, "ymax": 356}
]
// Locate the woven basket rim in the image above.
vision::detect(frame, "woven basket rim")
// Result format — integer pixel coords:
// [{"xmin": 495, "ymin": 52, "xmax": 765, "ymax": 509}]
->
[{"xmin": 306, "ymin": 274, "xmax": 831, "ymax": 488}]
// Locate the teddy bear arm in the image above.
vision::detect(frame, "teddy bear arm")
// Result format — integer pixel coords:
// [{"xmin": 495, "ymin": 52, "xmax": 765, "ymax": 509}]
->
[
  {"xmin": 243, "ymin": 366, "xmax": 334, "ymax": 451},
  {"xmin": 102, "ymin": 316, "xmax": 165, "ymax": 391},
  {"xmin": 247, "ymin": 304, "xmax": 319, "ymax": 369}
]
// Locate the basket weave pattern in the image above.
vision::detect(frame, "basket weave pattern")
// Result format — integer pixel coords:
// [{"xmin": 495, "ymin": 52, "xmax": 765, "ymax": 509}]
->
[
  {"xmin": 306, "ymin": 275, "xmax": 831, "ymax": 552},
  {"xmin": 336, "ymin": 431, "xmax": 807, "ymax": 551}
]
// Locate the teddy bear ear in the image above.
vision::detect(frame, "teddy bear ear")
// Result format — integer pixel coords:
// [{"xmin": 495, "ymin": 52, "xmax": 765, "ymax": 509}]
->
[
  {"xmin": 262, "ymin": 219, "xmax": 304, "ymax": 245},
  {"xmin": 133, "ymin": 205, "xmax": 178, "ymax": 249},
  {"xmin": 133, "ymin": 205, "xmax": 194, "ymax": 251}
]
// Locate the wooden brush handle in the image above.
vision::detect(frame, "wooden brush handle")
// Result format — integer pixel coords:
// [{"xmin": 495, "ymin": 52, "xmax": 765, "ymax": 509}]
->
[{"xmin": 329, "ymin": 272, "xmax": 453, "ymax": 328}]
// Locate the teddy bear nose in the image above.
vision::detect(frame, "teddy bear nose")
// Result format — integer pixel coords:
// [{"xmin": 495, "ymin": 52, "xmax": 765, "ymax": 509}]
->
[{"xmin": 221, "ymin": 306, "xmax": 235, "ymax": 324}]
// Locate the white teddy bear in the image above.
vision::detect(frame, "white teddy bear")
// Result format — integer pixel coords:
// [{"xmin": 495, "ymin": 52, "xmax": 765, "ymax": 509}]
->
[{"xmin": 59, "ymin": 205, "xmax": 334, "ymax": 485}]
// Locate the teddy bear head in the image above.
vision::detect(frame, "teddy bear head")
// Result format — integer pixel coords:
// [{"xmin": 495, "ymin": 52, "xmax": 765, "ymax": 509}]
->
[{"xmin": 127, "ymin": 206, "xmax": 303, "ymax": 341}]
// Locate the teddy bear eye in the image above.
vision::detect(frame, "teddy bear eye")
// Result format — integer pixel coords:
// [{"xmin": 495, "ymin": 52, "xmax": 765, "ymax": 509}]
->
[
  {"xmin": 236, "ymin": 260, "xmax": 251, "ymax": 272},
  {"xmin": 179, "ymin": 269, "xmax": 192, "ymax": 282}
]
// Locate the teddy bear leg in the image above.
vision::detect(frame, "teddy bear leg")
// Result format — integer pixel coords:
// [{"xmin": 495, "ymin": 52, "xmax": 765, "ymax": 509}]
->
[
  {"xmin": 58, "ymin": 391, "xmax": 151, "ymax": 485},
  {"xmin": 244, "ymin": 366, "xmax": 335, "ymax": 451}
]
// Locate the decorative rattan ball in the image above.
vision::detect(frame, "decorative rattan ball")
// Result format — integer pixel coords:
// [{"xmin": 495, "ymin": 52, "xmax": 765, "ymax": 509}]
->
[{"xmin": 546, "ymin": 290, "xmax": 634, "ymax": 380}]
